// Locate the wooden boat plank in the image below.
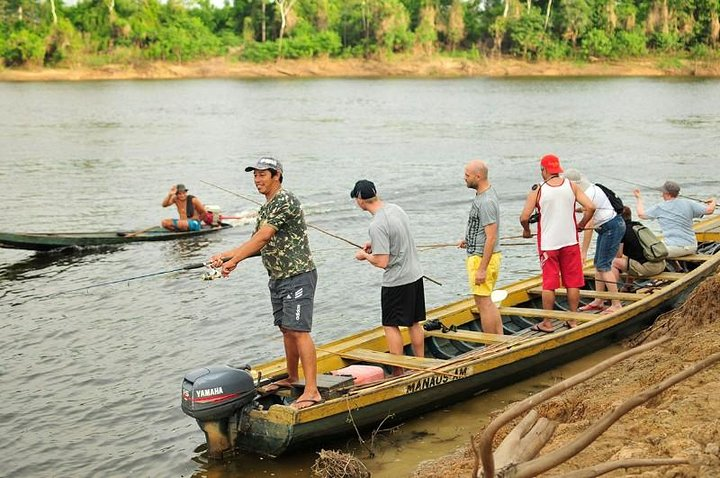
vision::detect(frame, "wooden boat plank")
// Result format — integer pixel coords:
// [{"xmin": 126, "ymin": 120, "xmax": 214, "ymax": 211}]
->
[
  {"xmin": 584, "ymin": 270, "xmax": 684, "ymax": 281},
  {"xmin": 337, "ymin": 348, "xmax": 446, "ymax": 368},
  {"xmin": 693, "ymin": 217, "xmax": 720, "ymax": 241},
  {"xmin": 424, "ymin": 329, "xmax": 515, "ymax": 344},
  {"xmin": 634, "ymin": 271, "xmax": 685, "ymax": 280},
  {"xmin": 498, "ymin": 306, "xmax": 598, "ymax": 322},
  {"xmin": 527, "ymin": 287, "xmax": 643, "ymax": 301},
  {"xmin": 673, "ymin": 254, "xmax": 712, "ymax": 262},
  {"xmin": 695, "ymin": 231, "xmax": 720, "ymax": 242},
  {"xmin": 693, "ymin": 215, "xmax": 720, "ymax": 233}
]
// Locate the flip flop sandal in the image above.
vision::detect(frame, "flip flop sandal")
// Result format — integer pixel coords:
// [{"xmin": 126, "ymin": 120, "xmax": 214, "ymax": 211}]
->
[
  {"xmin": 259, "ymin": 381, "xmax": 294, "ymax": 394},
  {"xmin": 291, "ymin": 398, "xmax": 326, "ymax": 410},
  {"xmin": 530, "ymin": 324, "xmax": 554, "ymax": 334}
]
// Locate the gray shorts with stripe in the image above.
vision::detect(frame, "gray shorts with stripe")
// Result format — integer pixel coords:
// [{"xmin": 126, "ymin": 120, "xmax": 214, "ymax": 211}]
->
[{"xmin": 269, "ymin": 269, "xmax": 318, "ymax": 332}]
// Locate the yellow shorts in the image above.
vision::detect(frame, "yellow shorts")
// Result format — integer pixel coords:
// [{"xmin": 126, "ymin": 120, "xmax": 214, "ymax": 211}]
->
[{"xmin": 466, "ymin": 253, "xmax": 502, "ymax": 296}]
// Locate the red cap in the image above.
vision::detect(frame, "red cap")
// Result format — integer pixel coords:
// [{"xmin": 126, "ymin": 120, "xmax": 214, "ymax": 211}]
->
[{"xmin": 540, "ymin": 154, "xmax": 563, "ymax": 174}]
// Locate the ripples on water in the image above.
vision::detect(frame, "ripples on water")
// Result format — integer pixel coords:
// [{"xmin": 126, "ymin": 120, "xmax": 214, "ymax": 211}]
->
[{"xmin": 1, "ymin": 77, "xmax": 719, "ymax": 477}]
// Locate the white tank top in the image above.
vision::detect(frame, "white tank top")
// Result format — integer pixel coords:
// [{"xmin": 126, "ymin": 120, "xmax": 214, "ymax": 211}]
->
[{"xmin": 537, "ymin": 178, "xmax": 578, "ymax": 251}]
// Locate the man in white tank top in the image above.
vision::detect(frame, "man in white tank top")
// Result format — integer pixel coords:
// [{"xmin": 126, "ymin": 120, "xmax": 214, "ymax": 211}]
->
[{"xmin": 520, "ymin": 155, "xmax": 595, "ymax": 332}]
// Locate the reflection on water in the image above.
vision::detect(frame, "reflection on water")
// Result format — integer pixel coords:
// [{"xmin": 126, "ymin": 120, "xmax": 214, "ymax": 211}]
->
[
  {"xmin": 0, "ymin": 246, "xmax": 121, "ymax": 282},
  {"xmin": 1, "ymin": 77, "xmax": 719, "ymax": 477}
]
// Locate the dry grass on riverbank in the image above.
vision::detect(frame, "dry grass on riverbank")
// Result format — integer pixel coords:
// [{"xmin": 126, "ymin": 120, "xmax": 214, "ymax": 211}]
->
[
  {"xmin": 2, "ymin": 56, "xmax": 720, "ymax": 82},
  {"xmin": 412, "ymin": 273, "xmax": 720, "ymax": 478}
]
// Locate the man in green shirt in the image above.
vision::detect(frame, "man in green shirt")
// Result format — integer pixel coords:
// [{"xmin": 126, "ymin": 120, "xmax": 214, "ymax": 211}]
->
[{"xmin": 210, "ymin": 157, "xmax": 321, "ymax": 410}]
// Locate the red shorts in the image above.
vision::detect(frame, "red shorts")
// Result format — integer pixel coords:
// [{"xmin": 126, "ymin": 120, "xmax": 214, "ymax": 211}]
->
[{"xmin": 540, "ymin": 244, "xmax": 585, "ymax": 291}]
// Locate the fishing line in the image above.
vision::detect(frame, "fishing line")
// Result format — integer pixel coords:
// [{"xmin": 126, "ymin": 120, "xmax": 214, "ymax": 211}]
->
[
  {"xmin": 416, "ymin": 234, "xmax": 539, "ymax": 251},
  {"xmin": 595, "ymin": 173, "xmax": 718, "ymax": 210},
  {"xmin": 201, "ymin": 180, "xmax": 443, "ymax": 286},
  {"xmin": 16, "ymin": 257, "xmax": 232, "ymax": 305}
]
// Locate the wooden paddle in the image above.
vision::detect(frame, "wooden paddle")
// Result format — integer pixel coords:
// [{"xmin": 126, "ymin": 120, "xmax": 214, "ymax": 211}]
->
[{"xmin": 117, "ymin": 225, "xmax": 157, "ymax": 238}]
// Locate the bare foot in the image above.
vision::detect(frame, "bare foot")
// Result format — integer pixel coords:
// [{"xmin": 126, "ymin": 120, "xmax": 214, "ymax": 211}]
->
[
  {"xmin": 578, "ymin": 302, "xmax": 607, "ymax": 312},
  {"xmin": 601, "ymin": 305, "xmax": 622, "ymax": 314}
]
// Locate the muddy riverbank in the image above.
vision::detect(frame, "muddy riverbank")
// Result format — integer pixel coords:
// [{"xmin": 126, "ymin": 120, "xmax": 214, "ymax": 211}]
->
[{"xmin": 2, "ymin": 56, "xmax": 720, "ymax": 82}]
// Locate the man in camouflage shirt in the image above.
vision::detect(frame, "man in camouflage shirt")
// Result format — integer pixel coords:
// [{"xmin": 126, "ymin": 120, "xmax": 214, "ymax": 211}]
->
[{"xmin": 210, "ymin": 157, "xmax": 321, "ymax": 410}]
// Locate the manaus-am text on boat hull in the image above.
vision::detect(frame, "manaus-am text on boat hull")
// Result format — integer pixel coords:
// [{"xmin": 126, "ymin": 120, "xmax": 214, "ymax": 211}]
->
[
  {"xmin": 181, "ymin": 216, "xmax": 720, "ymax": 459},
  {"xmin": 0, "ymin": 224, "xmax": 232, "ymax": 252}
]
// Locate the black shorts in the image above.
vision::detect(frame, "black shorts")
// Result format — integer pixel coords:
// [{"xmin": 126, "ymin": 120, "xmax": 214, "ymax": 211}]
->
[{"xmin": 381, "ymin": 278, "xmax": 426, "ymax": 327}]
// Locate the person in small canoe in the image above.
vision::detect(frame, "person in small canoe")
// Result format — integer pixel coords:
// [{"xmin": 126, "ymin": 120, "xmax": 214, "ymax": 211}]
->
[
  {"xmin": 351, "ymin": 179, "xmax": 426, "ymax": 375},
  {"xmin": 210, "ymin": 157, "xmax": 322, "ymax": 410},
  {"xmin": 457, "ymin": 159, "xmax": 503, "ymax": 335},
  {"xmin": 520, "ymin": 154, "xmax": 595, "ymax": 332},
  {"xmin": 161, "ymin": 184, "xmax": 208, "ymax": 231}
]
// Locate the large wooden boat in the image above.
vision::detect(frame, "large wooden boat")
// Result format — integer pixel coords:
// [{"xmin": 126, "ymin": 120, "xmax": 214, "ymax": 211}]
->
[
  {"xmin": 0, "ymin": 223, "xmax": 232, "ymax": 251},
  {"xmin": 181, "ymin": 216, "xmax": 720, "ymax": 459}
]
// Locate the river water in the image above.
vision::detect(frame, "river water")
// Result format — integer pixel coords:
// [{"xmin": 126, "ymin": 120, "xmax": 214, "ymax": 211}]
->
[{"xmin": 1, "ymin": 77, "xmax": 718, "ymax": 477}]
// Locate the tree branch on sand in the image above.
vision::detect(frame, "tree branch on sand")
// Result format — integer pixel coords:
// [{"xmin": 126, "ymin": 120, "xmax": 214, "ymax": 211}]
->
[{"xmin": 472, "ymin": 336, "xmax": 720, "ymax": 477}]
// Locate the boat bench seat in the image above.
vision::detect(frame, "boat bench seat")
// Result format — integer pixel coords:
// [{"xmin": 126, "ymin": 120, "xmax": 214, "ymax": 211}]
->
[
  {"xmin": 498, "ymin": 307, "xmax": 597, "ymax": 323},
  {"xmin": 527, "ymin": 287, "xmax": 643, "ymax": 301},
  {"xmin": 672, "ymin": 254, "xmax": 711, "ymax": 262},
  {"xmin": 424, "ymin": 329, "xmax": 515, "ymax": 344},
  {"xmin": 337, "ymin": 348, "xmax": 445, "ymax": 368},
  {"xmin": 584, "ymin": 271, "xmax": 685, "ymax": 281}
]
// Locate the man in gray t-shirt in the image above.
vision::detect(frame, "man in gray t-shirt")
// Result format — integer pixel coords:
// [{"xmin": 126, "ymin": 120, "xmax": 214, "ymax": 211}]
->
[
  {"xmin": 634, "ymin": 180, "xmax": 716, "ymax": 258},
  {"xmin": 351, "ymin": 180, "xmax": 425, "ymax": 375},
  {"xmin": 458, "ymin": 160, "xmax": 503, "ymax": 335},
  {"xmin": 368, "ymin": 203, "xmax": 424, "ymax": 287}
]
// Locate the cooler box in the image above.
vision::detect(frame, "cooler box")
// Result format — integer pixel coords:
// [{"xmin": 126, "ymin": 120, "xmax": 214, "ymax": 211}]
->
[
  {"xmin": 330, "ymin": 365, "xmax": 385, "ymax": 385},
  {"xmin": 204, "ymin": 205, "xmax": 222, "ymax": 226}
]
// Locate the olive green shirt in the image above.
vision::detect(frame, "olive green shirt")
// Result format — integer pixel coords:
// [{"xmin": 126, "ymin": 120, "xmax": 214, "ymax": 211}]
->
[{"xmin": 256, "ymin": 189, "xmax": 315, "ymax": 280}]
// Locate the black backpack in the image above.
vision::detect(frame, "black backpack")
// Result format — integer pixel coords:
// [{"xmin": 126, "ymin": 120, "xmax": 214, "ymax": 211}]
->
[{"xmin": 595, "ymin": 183, "xmax": 624, "ymax": 214}]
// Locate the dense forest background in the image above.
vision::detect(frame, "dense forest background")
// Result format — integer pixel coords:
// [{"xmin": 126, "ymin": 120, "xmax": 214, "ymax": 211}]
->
[{"xmin": 1, "ymin": 0, "xmax": 719, "ymax": 68}]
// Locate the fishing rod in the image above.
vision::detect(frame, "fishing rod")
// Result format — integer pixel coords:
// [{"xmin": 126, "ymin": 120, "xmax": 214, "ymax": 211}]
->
[
  {"xmin": 417, "ymin": 242, "xmax": 533, "ymax": 251},
  {"xmin": 596, "ymin": 174, "xmax": 718, "ymax": 209},
  {"xmin": 201, "ymin": 180, "xmax": 443, "ymax": 286},
  {"xmin": 43, "ymin": 258, "xmax": 230, "ymax": 299},
  {"xmin": 416, "ymin": 233, "xmax": 539, "ymax": 250},
  {"xmin": 201, "ymin": 180, "xmax": 364, "ymax": 249}
]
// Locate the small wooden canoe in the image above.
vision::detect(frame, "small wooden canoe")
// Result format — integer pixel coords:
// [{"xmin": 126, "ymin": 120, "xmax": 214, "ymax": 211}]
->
[
  {"xmin": 181, "ymin": 215, "xmax": 720, "ymax": 458},
  {"xmin": 0, "ymin": 223, "xmax": 232, "ymax": 251}
]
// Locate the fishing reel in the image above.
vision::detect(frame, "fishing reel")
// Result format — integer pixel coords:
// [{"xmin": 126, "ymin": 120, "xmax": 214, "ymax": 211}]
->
[
  {"xmin": 423, "ymin": 319, "xmax": 457, "ymax": 333},
  {"xmin": 202, "ymin": 264, "xmax": 223, "ymax": 281},
  {"xmin": 529, "ymin": 212, "xmax": 540, "ymax": 224}
]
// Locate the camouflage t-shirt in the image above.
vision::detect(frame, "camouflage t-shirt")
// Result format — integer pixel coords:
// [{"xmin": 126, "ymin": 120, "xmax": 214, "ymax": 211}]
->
[{"xmin": 256, "ymin": 189, "xmax": 315, "ymax": 280}]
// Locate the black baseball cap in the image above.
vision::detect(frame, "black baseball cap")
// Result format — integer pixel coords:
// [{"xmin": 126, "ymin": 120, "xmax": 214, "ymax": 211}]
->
[{"xmin": 350, "ymin": 180, "xmax": 377, "ymax": 200}]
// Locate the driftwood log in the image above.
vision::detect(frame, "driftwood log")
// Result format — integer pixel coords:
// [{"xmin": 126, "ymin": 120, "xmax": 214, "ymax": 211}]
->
[{"xmin": 473, "ymin": 336, "xmax": 720, "ymax": 477}]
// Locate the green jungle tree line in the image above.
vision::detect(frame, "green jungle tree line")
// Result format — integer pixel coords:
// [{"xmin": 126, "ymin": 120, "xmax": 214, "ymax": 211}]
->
[{"xmin": 1, "ymin": 0, "xmax": 718, "ymax": 67}]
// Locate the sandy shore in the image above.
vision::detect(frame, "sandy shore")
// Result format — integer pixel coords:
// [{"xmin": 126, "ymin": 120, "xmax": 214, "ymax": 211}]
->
[
  {"xmin": 2, "ymin": 56, "xmax": 720, "ymax": 81},
  {"xmin": 412, "ymin": 274, "xmax": 720, "ymax": 477}
]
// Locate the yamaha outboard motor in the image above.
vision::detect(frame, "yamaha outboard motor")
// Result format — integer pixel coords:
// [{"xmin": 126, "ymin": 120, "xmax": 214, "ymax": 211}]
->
[{"xmin": 181, "ymin": 364, "xmax": 257, "ymax": 458}]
